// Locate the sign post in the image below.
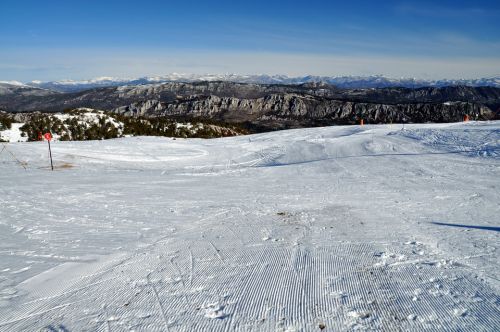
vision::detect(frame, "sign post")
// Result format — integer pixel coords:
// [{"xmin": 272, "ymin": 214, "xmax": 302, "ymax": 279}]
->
[{"xmin": 44, "ymin": 132, "xmax": 53, "ymax": 171}]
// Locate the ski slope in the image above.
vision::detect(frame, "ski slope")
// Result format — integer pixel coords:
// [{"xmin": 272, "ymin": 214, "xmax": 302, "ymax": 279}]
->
[{"xmin": 0, "ymin": 122, "xmax": 499, "ymax": 331}]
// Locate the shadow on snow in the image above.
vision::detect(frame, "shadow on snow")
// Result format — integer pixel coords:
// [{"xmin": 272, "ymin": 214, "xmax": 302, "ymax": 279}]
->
[{"xmin": 431, "ymin": 221, "xmax": 500, "ymax": 232}]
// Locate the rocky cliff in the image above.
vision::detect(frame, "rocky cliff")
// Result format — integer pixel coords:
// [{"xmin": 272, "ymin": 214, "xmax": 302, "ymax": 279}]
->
[
  {"xmin": 1, "ymin": 81, "xmax": 498, "ymax": 130},
  {"xmin": 113, "ymin": 93, "xmax": 495, "ymax": 129}
]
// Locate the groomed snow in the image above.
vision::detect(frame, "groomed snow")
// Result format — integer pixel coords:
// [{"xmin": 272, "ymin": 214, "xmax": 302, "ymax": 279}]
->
[{"xmin": 0, "ymin": 122, "xmax": 499, "ymax": 331}]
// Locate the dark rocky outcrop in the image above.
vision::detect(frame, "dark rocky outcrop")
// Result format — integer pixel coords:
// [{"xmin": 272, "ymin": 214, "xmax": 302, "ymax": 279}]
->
[{"xmin": 112, "ymin": 94, "xmax": 494, "ymax": 130}]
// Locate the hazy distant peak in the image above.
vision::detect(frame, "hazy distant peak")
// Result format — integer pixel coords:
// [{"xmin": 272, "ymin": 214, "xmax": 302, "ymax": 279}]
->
[{"xmin": 19, "ymin": 74, "xmax": 500, "ymax": 92}]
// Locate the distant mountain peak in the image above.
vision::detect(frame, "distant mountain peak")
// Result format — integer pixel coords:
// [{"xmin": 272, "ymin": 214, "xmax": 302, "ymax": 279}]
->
[
  {"xmin": 18, "ymin": 74, "xmax": 500, "ymax": 92},
  {"xmin": 0, "ymin": 80, "xmax": 28, "ymax": 87}
]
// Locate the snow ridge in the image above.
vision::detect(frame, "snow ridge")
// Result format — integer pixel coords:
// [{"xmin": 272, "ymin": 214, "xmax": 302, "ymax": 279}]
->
[{"xmin": 24, "ymin": 74, "xmax": 500, "ymax": 92}]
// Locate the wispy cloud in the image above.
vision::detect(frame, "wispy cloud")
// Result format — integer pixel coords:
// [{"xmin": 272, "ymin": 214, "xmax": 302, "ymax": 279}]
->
[{"xmin": 396, "ymin": 3, "xmax": 500, "ymax": 18}]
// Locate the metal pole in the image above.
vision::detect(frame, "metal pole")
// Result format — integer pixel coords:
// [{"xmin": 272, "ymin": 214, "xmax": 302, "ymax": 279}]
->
[{"xmin": 48, "ymin": 140, "xmax": 54, "ymax": 171}]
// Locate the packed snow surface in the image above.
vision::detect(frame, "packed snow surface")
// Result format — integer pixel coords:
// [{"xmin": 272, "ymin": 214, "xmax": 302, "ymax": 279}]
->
[{"xmin": 0, "ymin": 122, "xmax": 499, "ymax": 331}]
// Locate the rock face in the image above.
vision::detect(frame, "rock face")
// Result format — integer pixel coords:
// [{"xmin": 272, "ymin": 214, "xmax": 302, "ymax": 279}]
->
[
  {"xmin": 1, "ymin": 81, "xmax": 498, "ymax": 130},
  {"xmin": 113, "ymin": 94, "xmax": 493, "ymax": 129}
]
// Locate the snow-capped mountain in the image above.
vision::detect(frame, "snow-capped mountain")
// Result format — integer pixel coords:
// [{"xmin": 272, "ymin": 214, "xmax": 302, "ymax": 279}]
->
[
  {"xmin": 0, "ymin": 80, "xmax": 29, "ymax": 87},
  {"xmin": 0, "ymin": 81, "xmax": 57, "ymax": 97},
  {"xmin": 25, "ymin": 74, "xmax": 500, "ymax": 92}
]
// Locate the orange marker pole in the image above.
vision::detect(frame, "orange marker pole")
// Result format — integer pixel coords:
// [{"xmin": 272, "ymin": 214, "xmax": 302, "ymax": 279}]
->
[
  {"xmin": 464, "ymin": 115, "xmax": 469, "ymax": 122},
  {"xmin": 44, "ymin": 132, "xmax": 53, "ymax": 171},
  {"xmin": 360, "ymin": 119, "xmax": 364, "ymax": 126}
]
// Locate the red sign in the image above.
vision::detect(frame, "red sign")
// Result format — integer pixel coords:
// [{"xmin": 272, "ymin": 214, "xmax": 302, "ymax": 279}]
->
[{"xmin": 44, "ymin": 133, "xmax": 52, "ymax": 141}]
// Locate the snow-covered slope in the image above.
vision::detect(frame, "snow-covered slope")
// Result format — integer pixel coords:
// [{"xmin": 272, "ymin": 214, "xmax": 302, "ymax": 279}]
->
[
  {"xmin": 0, "ymin": 122, "xmax": 498, "ymax": 331},
  {"xmin": 0, "ymin": 82, "xmax": 57, "ymax": 97},
  {"xmin": 0, "ymin": 81, "xmax": 28, "ymax": 87},
  {"xmin": 0, "ymin": 123, "xmax": 28, "ymax": 142},
  {"xmin": 26, "ymin": 74, "xmax": 500, "ymax": 92}
]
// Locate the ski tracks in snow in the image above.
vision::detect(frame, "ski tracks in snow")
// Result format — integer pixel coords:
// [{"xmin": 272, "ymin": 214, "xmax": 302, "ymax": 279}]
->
[{"xmin": 0, "ymin": 122, "xmax": 499, "ymax": 331}]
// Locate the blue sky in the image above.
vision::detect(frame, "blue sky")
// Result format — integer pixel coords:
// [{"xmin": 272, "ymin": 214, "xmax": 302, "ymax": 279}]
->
[{"xmin": 1, "ymin": 0, "xmax": 499, "ymax": 81}]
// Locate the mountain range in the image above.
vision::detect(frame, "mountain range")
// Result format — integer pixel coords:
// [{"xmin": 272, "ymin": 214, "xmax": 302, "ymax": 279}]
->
[
  {"xmin": 2, "ymin": 74, "xmax": 500, "ymax": 93},
  {"xmin": 1, "ymin": 79, "xmax": 499, "ymax": 131}
]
